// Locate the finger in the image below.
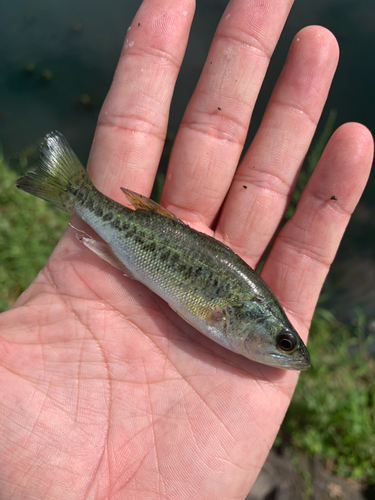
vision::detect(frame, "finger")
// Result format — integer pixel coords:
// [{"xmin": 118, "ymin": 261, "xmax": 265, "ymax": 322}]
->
[
  {"xmin": 215, "ymin": 26, "xmax": 339, "ymax": 264},
  {"xmin": 161, "ymin": 0, "xmax": 295, "ymax": 229},
  {"xmin": 261, "ymin": 123, "xmax": 373, "ymax": 331},
  {"xmin": 88, "ymin": 0, "xmax": 195, "ymax": 201}
]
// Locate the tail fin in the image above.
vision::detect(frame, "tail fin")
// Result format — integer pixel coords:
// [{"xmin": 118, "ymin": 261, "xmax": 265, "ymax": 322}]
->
[{"xmin": 15, "ymin": 131, "xmax": 91, "ymax": 213}]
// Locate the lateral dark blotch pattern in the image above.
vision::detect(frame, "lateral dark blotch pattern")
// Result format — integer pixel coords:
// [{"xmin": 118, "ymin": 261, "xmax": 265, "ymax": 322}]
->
[
  {"xmin": 75, "ymin": 190, "xmax": 86, "ymax": 203},
  {"xmin": 111, "ymin": 218, "xmax": 122, "ymax": 230},
  {"xmin": 85, "ymin": 195, "xmax": 94, "ymax": 212},
  {"xmin": 160, "ymin": 249, "xmax": 171, "ymax": 263},
  {"xmin": 102, "ymin": 212, "xmax": 114, "ymax": 222},
  {"xmin": 148, "ymin": 241, "xmax": 156, "ymax": 253},
  {"xmin": 94, "ymin": 205, "xmax": 104, "ymax": 218}
]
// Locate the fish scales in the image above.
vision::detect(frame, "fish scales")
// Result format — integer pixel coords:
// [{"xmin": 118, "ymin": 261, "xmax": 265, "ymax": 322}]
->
[
  {"xmin": 75, "ymin": 186, "xmax": 263, "ymax": 313},
  {"xmin": 15, "ymin": 131, "xmax": 311, "ymax": 370}
]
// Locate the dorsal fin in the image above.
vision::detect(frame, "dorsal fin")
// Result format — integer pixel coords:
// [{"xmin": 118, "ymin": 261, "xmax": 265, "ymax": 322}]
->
[{"xmin": 120, "ymin": 187, "xmax": 182, "ymax": 222}]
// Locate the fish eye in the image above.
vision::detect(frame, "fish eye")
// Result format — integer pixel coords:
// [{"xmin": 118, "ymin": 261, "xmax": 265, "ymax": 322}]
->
[{"xmin": 276, "ymin": 331, "xmax": 298, "ymax": 352}]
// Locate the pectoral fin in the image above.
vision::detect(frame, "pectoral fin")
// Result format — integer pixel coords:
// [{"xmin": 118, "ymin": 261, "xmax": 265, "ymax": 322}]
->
[
  {"xmin": 80, "ymin": 236, "xmax": 134, "ymax": 278},
  {"xmin": 120, "ymin": 187, "xmax": 182, "ymax": 222}
]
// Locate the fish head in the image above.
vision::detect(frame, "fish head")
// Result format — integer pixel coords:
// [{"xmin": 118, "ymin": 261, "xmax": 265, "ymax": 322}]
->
[{"xmin": 224, "ymin": 300, "xmax": 311, "ymax": 371}]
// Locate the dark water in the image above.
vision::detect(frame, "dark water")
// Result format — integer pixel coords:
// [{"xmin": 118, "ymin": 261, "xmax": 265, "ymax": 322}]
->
[{"xmin": 1, "ymin": 0, "xmax": 375, "ymax": 320}]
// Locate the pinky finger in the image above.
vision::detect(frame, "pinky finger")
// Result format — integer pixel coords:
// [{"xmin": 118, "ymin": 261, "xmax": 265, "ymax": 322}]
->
[{"xmin": 260, "ymin": 123, "xmax": 373, "ymax": 331}]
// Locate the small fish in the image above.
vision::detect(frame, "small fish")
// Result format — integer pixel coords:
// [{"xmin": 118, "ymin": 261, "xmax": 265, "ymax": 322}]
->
[{"xmin": 16, "ymin": 131, "xmax": 311, "ymax": 370}]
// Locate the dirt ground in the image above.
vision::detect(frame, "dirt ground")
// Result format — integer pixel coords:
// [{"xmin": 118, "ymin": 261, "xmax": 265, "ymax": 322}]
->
[{"xmin": 245, "ymin": 450, "xmax": 373, "ymax": 500}]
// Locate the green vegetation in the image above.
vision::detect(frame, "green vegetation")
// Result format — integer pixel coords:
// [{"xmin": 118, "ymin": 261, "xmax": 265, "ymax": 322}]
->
[
  {"xmin": 280, "ymin": 307, "xmax": 375, "ymax": 483},
  {"xmin": 0, "ymin": 152, "xmax": 70, "ymax": 311}
]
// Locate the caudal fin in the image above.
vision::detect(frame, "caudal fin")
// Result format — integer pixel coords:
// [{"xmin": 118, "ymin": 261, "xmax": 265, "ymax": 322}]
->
[{"xmin": 15, "ymin": 131, "xmax": 91, "ymax": 213}]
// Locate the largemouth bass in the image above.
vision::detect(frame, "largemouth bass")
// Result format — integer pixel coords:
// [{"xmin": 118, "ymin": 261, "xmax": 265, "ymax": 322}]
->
[{"xmin": 16, "ymin": 131, "xmax": 310, "ymax": 370}]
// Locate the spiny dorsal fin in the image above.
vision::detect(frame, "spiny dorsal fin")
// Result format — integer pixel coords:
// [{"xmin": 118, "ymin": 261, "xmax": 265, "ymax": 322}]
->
[{"xmin": 120, "ymin": 187, "xmax": 182, "ymax": 222}]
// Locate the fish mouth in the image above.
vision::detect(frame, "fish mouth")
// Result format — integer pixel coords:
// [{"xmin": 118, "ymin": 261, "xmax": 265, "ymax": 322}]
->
[
  {"xmin": 288, "ymin": 359, "xmax": 311, "ymax": 371},
  {"xmin": 296, "ymin": 344, "xmax": 311, "ymax": 371},
  {"xmin": 271, "ymin": 357, "xmax": 311, "ymax": 371},
  {"xmin": 270, "ymin": 346, "xmax": 311, "ymax": 371}
]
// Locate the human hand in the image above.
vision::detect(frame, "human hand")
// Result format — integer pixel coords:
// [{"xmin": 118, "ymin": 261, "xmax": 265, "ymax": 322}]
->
[{"xmin": 0, "ymin": 0, "xmax": 373, "ymax": 498}]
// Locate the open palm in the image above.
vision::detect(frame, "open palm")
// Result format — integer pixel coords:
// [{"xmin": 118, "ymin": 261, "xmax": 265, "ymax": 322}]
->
[{"xmin": 0, "ymin": 1, "xmax": 373, "ymax": 499}]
